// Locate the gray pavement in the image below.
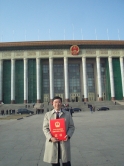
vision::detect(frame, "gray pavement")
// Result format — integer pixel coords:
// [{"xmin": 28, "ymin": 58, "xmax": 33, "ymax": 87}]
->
[{"xmin": 0, "ymin": 110, "xmax": 124, "ymax": 166}]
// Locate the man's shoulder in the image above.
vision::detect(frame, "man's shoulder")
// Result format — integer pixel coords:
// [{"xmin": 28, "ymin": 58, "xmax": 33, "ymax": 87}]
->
[
  {"xmin": 45, "ymin": 110, "xmax": 54, "ymax": 115},
  {"xmin": 62, "ymin": 109, "xmax": 70, "ymax": 115}
]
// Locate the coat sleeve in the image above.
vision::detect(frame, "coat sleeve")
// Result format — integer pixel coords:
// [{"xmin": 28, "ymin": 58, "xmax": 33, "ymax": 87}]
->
[
  {"xmin": 43, "ymin": 112, "xmax": 52, "ymax": 140},
  {"xmin": 66, "ymin": 113, "xmax": 75, "ymax": 138}
]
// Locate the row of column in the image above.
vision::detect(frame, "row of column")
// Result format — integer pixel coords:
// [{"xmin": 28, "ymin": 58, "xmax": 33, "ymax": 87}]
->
[
  {"xmin": 0, "ymin": 57, "xmax": 124, "ymax": 103},
  {"xmin": 49, "ymin": 57, "xmax": 69, "ymax": 102}
]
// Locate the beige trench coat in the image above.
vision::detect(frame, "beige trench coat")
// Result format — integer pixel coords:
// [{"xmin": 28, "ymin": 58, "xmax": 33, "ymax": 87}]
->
[{"xmin": 43, "ymin": 109, "xmax": 75, "ymax": 163}]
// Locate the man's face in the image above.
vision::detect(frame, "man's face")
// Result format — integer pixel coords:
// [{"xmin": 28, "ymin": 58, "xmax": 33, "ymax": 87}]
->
[{"xmin": 52, "ymin": 99, "xmax": 62, "ymax": 111}]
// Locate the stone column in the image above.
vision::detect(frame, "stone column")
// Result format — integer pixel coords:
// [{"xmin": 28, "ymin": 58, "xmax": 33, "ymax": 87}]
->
[
  {"xmin": 64, "ymin": 57, "xmax": 69, "ymax": 102},
  {"xmin": 24, "ymin": 58, "xmax": 28, "ymax": 103},
  {"xmin": 36, "ymin": 58, "xmax": 41, "ymax": 103},
  {"xmin": 11, "ymin": 59, "xmax": 15, "ymax": 103},
  {"xmin": 96, "ymin": 56, "xmax": 103, "ymax": 101},
  {"xmin": 108, "ymin": 56, "xmax": 115, "ymax": 100},
  {"xmin": 49, "ymin": 57, "xmax": 54, "ymax": 103},
  {"xmin": 82, "ymin": 57, "xmax": 88, "ymax": 102},
  {"xmin": 120, "ymin": 57, "xmax": 124, "ymax": 99},
  {"xmin": 0, "ymin": 60, "xmax": 3, "ymax": 103}
]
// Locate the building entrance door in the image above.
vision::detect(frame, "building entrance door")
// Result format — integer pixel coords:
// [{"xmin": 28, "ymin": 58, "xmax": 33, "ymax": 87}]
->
[
  {"xmin": 102, "ymin": 92, "xmax": 106, "ymax": 100},
  {"xmin": 70, "ymin": 93, "xmax": 80, "ymax": 102},
  {"xmin": 76, "ymin": 96, "xmax": 78, "ymax": 102},
  {"xmin": 88, "ymin": 93, "xmax": 95, "ymax": 101},
  {"xmin": 43, "ymin": 94, "xmax": 49, "ymax": 102},
  {"xmin": 55, "ymin": 93, "xmax": 63, "ymax": 101}
]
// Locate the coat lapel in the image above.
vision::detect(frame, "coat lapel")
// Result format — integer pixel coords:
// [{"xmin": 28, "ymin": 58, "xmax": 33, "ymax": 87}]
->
[
  {"xmin": 50, "ymin": 109, "xmax": 65, "ymax": 119},
  {"xmin": 59, "ymin": 109, "xmax": 65, "ymax": 117}
]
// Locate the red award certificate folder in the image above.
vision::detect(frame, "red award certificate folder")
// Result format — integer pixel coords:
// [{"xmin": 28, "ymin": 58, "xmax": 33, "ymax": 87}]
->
[{"xmin": 50, "ymin": 118, "xmax": 66, "ymax": 141}]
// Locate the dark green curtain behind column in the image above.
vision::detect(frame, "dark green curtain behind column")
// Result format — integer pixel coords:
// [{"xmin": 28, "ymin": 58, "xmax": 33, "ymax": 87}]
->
[
  {"xmin": 3, "ymin": 60, "xmax": 11, "ymax": 103},
  {"xmin": 28, "ymin": 59, "xmax": 36, "ymax": 103},
  {"xmin": 113, "ymin": 58, "xmax": 122, "ymax": 100},
  {"xmin": 15, "ymin": 60, "xmax": 24, "ymax": 103}
]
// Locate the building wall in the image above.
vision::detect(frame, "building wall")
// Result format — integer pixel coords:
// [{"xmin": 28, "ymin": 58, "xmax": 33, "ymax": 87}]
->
[{"xmin": 0, "ymin": 47, "xmax": 124, "ymax": 103}]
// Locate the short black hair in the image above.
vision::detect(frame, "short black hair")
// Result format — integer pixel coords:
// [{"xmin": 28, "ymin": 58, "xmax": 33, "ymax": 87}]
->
[{"xmin": 52, "ymin": 96, "xmax": 62, "ymax": 102}]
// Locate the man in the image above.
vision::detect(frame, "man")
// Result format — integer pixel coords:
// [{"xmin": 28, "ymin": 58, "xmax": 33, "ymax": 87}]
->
[{"xmin": 43, "ymin": 96, "xmax": 75, "ymax": 166}]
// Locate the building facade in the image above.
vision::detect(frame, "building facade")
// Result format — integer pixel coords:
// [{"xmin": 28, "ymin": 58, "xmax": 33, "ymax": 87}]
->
[{"xmin": 0, "ymin": 40, "xmax": 124, "ymax": 104}]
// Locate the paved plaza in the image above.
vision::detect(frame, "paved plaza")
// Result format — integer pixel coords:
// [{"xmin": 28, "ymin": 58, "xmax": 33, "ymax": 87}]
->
[{"xmin": 0, "ymin": 110, "xmax": 124, "ymax": 166}]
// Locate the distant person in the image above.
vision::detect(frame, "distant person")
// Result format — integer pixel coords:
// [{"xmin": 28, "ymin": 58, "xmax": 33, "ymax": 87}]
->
[
  {"xmin": 64, "ymin": 103, "xmax": 66, "ymax": 107},
  {"xmin": 6, "ymin": 110, "xmax": 8, "ymax": 115},
  {"xmin": 88, "ymin": 105, "xmax": 93, "ymax": 113},
  {"xmin": 72, "ymin": 99, "xmax": 74, "ymax": 102},
  {"xmin": 69, "ymin": 107, "xmax": 74, "ymax": 117},
  {"xmin": 66, "ymin": 107, "xmax": 69, "ymax": 112},
  {"xmin": 93, "ymin": 106, "xmax": 95, "ymax": 112},
  {"xmin": 41, "ymin": 108, "xmax": 44, "ymax": 113},
  {"xmin": 66, "ymin": 103, "xmax": 69, "ymax": 107},
  {"xmin": 1, "ymin": 110, "xmax": 4, "ymax": 115}
]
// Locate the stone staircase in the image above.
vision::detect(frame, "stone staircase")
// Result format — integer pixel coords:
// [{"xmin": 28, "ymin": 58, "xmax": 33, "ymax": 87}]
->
[
  {"xmin": 33, "ymin": 103, "xmax": 44, "ymax": 109},
  {"xmin": 43, "ymin": 100, "xmax": 124, "ymax": 112},
  {"xmin": 1, "ymin": 100, "xmax": 124, "ymax": 114},
  {"xmin": 80, "ymin": 101, "xmax": 124, "ymax": 111},
  {"xmin": 0, "ymin": 103, "xmax": 35, "ymax": 113}
]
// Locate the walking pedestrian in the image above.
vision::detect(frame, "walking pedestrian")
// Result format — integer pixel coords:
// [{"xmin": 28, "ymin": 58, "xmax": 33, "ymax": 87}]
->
[{"xmin": 69, "ymin": 107, "xmax": 74, "ymax": 117}]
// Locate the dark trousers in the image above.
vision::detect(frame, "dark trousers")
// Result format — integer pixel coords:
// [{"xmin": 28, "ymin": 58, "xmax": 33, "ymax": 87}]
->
[
  {"xmin": 51, "ymin": 142, "xmax": 71, "ymax": 166},
  {"xmin": 52, "ymin": 161, "xmax": 71, "ymax": 166}
]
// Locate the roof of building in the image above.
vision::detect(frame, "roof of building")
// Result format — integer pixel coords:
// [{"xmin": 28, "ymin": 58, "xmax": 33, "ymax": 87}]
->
[{"xmin": 0, "ymin": 40, "xmax": 124, "ymax": 50}]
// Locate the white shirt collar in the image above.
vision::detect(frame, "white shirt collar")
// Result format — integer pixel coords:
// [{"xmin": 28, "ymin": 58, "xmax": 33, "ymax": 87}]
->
[{"xmin": 54, "ymin": 110, "xmax": 61, "ymax": 113}]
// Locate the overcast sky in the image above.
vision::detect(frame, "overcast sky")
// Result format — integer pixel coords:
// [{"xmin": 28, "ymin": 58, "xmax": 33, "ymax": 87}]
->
[{"xmin": 0, "ymin": 0, "xmax": 124, "ymax": 42}]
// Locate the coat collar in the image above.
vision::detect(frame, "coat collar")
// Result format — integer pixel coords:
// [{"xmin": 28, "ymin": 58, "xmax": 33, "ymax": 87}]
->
[{"xmin": 51, "ymin": 109, "xmax": 65, "ymax": 117}]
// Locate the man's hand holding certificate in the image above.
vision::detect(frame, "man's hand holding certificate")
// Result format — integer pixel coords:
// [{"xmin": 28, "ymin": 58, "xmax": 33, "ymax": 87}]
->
[{"xmin": 50, "ymin": 118, "xmax": 67, "ymax": 141}]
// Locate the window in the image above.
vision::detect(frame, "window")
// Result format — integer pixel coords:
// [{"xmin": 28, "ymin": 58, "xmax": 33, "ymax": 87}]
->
[
  {"xmin": 54, "ymin": 64, "xmax": 64, "ymax": 93},
  {"xmin": 69, "ymin": 64, "xmax": 81, "ymax": 93},
  {"xmin": 43, "ymin": 65, "xmax": 49, "ymax": 93},
  {"xmin": 87, "ymin": 63, "xmax": 95, "ymax": 92},
  {"xmin": 101, "ymin": 63, "xmax": 106, "ymax": 92}
]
